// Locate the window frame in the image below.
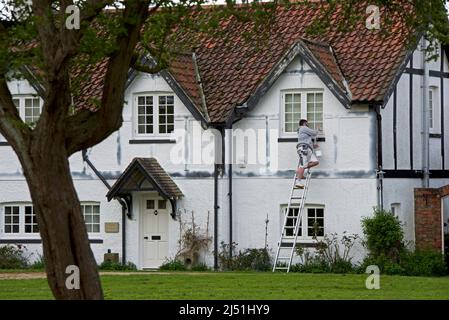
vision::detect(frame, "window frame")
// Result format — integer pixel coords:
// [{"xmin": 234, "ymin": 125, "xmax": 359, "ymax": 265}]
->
[
  {"xmin": 0, "ymin": 203, "xmax": 40, "ymax": 237},
  {"xmin": 280, "ymin": 89, "xmax": 324, "ymax": 138},
  {"xmin": 12, "ymin": 95, "xmax": 43, "ymax": 125},
  {"xmin": 428, "ymin": 86, "xmax": 440, "ymax": 134},
  {"xmin": 81, "ymin": 202, "xmax": 101, "ymax": 234},
  {"xmin": 280, "ymin": 204, "xmax": 325, "ymax": 241},
  {"xmin": 133, "ymin": 92, "xmax": 175, "ymax": 138}
]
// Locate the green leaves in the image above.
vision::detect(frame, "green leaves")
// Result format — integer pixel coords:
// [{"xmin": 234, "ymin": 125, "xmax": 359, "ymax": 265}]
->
[{"xmin": 361, "ymin": 208, "xmax": 405, "ymax": 261}]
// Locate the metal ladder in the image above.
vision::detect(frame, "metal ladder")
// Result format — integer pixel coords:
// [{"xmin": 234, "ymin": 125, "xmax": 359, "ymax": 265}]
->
[{"xmin": 272, "ymin": 143, "xmax": 313, "ymax": 272}]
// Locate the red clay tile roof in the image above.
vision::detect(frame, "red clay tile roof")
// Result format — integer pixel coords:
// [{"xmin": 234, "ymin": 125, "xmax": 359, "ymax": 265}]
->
[
  {"xmin": 169, "ymin": 3, "xmax": 413, "ymax": 122},
  {"xmin": 302, "ymin": 39, "xmax": 347, "ymax": 93},
  {"xmin": 70, "ymin": 3, "xmax": 414, "ymax": 123},
  {"xmin": 107, "ymin": 157, "xmax": 184, "ymax": 200},
  {"xmin": 168, "ymin": 52, "xmax": 208, "ymax": 118}
]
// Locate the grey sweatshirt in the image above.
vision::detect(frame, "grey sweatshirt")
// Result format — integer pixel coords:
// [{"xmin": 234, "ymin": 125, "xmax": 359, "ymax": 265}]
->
[{"xmin": 297, "ymin": 126, "xmax": 318, "ymax": 147}]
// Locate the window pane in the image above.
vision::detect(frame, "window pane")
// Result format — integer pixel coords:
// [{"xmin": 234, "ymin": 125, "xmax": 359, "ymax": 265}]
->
[
  {"xmin": 92, "ymin": 225, "xmax": 100, "ymax": 233},
  {"xmin": 147, "ymin": 200, "xmax": 155, "ymax": 209},
  {"xmin": 293, "ymin": 103, "xmax": 301, "ymax": 113},
  {"xmin": 93, "ymin": 205, "xmax": 100, "ymax": 214},
  {"xmin": 158, "ymin": 200, "xmax": 166, "ymax": 209},
  {"xmin": 138, "ymin": 96, "xmax": 145, "ymax": 105},
  {"xmin": 84, "ymin": 205, "xmax": 92, "ymax": 214},
  {"xmin": 285, "ymin": 94, "xmax": 292, "ymax": 103}
]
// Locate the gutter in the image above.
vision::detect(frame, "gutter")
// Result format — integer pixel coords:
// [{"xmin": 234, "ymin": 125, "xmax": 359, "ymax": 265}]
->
[{"xmin": 82, "ymin": 149, "xmax": 128, "ymax": 265}]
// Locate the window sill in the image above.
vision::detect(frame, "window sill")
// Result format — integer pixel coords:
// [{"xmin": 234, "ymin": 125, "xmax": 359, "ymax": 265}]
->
[
  {"xmin": 0, "ymin": 141, "xmax": 10, "ymax": 146},
  {"xmin": 429, "ymin": 133, "xmax": 442, "ymax": 138},
  {"xmin": 278, "ymin": 137, "xmax": 325, "ymax": 143},
  {"xmin": 129, "ymin": 138, "xmax": 176, "ymax": 144}
]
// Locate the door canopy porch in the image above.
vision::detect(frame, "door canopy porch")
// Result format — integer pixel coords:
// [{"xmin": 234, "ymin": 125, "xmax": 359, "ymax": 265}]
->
[{"xmin": 107, "ymin": 157, "xmax": 183, "ymax": 219}]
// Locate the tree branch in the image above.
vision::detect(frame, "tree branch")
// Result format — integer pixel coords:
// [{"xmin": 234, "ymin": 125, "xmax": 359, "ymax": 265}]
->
[
  {"xmin": 64, "ymin": 0, "xmax": 152, "ymax": 155},
  {"xmin": 0, "ymin": 74, "xmax": 30, "ymax": 152}
]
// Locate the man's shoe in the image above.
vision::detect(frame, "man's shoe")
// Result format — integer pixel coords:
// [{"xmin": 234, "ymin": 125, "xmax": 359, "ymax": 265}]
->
[{"xmin": 294, "ymin": 184, "xmax": 305, "ymax": 189}]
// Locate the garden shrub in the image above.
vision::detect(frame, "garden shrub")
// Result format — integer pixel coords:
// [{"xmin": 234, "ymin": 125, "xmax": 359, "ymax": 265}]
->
[
  {"xmin": 400, "ymin": 250, "xmax": 447, "ymax": 276},
  {"xmin": 29, "ymin": 254, "xmax": 45, "ymax": 270},
  {"xmin": 0, "ymin": 245, "xmax": 29, "ymax": 269},
  {"xmin": 291, "ymin": 232, "xmax": 359, "ymax": 274},
  {"xmin": 361, "ymin": 209, "xmax": 405, "ymax": 262},
  {"xmin": 190, "ymin": 263, "xmax": 210, "ymax": 271},
  {"xmin": 159, "ymin": 259, "xmax": 187, "ymax": 271},
  {"xmin": 99, "ymin": 261, "xmax": 137, "ymax": 271},
  {"xmin": 290, "ymin": 258, "xmax": 331, "ymax": 273},
  {"xmin": 217, "ymin": 242, "xmax": 271, "ymax": 271},
  {"xmin": 361, "ymin": 209, "xmax": 448, "ymax": 276}
]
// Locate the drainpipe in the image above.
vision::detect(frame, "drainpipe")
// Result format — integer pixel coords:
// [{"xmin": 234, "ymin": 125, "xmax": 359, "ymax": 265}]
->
[
  {"xmin": 228, "ymin": 124, "xmax": 233, "ymax": 259},
  {"xmin": 213, "ymin": 162, "xmax": 219, "ymax": 270},
  {"xmin": 421, "ymin": 37, "xmax": 430, "ymax": 188},
  {"xmin": 116, "ymin": 198, "xmax": 127, "ymax": 265},
  {"xmin": 374, "ymin": 105, "xmax": 384, "ymax": 210},
  {"xmin": 82, "ymin": 150, "xmax": 127, "ymax": 264}
]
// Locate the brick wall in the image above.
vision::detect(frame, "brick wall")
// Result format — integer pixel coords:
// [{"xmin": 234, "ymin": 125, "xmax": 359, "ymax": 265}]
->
[{"xmin": 414, "ymin": 187, "xmax": 447, "ymax": 252}]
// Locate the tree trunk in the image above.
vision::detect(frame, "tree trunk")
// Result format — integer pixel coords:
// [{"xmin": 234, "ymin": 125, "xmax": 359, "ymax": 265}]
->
[{"xmin": 22, "ymin": 142, "xmax": 103, "ymax": 299}]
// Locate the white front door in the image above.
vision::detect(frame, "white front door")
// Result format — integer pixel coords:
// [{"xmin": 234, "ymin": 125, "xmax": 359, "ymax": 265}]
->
[{"xmin": 142, "ymin": 198, "xmax": 169, "ymax": 268}]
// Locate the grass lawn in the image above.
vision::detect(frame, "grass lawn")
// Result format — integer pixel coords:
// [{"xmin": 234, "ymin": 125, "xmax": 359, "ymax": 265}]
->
[{"xmin": 1, "ymin": 272, "xmax": 449, "ymax": 300}]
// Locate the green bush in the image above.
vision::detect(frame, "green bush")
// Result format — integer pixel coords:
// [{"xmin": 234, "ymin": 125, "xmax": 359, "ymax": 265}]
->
[
  {"xmin": 159, "ymin": 259, "xmax": 187, "ymax": 271},
  {"xmin": 361, "ymin": 209, "xmax": 405, "ymax": 261},
  {"xmin": 217, "ymin": 242, "xmax": 271, "ymax": 271},
  {"xmin": 99, "ymin": 261, "xmax": 137, "ymax": 271},
  {"xmin": 291, "ymin": 233, "xmax": 359, "ymax": 274},
  {"xmin": 234, "ymin": 248, "xmax": 272, "ymax": 271},
  {"xmin": 331, "ymin": 259, "xmax": 355, "ymax": 274},
  {"xmin": 29, "ymin": 254, "xmax": 45, "ymax": 270},
  {"xmin": 0, "ymin": 245, "xmax": 29, "ymax": 269},
  {"xmin": 400, "ymin": 250, "xmax": 447, "ymax": 276},
  {"xmin": 190, "ymin": 263, "xmax": 210, "ymax": 271},
  {"xmin": 290, "ymin": 258, "xmax": 331, "ymax": 273}
]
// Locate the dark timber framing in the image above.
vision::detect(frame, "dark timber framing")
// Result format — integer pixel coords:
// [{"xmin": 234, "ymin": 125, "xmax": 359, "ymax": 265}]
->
[
  {"xmin": 393, "ymin": 89, "xmax": 398, "ymax": 170},
  {"xmin": 409, "ymin": 57, "xmax": 414, "ymax": 170},
  {"xmin": 384, "ymin": 170, "xmax": 449, "ymax": 179},
  {"xmin": 441, "ymin": 47, "xmax": 446, "ymax": 170}
]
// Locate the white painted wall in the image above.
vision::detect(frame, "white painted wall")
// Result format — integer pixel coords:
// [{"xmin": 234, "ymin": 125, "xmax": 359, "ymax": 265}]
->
[{"xmin": 1, "ymin": 46, "xmax": 448, "ymax": 269}]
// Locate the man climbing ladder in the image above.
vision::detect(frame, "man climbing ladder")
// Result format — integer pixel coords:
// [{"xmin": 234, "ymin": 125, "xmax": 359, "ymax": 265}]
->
[
  {"xmin": 272, "ymin": 119, "xmax": 321, "ymax": 272},
  {"xmin": 295, "ymin": 119, "xmax": 320, "ymax": 189}
]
